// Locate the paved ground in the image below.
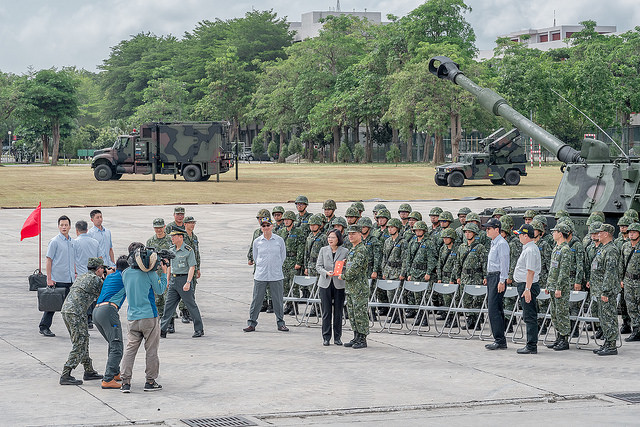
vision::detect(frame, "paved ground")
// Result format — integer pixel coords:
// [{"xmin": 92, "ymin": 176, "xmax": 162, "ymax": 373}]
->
[{"xmin": 2, "ymin": 199, "xmax": 640, "ymax": 426}]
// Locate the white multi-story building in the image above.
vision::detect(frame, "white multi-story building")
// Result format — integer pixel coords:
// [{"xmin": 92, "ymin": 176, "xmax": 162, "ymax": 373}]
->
[{"xmin": 289, "ymin": 10, "xmax": 384, "ymax": 41}]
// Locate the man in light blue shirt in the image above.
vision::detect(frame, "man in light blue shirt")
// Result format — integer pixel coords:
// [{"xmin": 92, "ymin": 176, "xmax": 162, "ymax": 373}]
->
[
  {"xmin": 244, "ymin": 217, "xmax": 289, "ymax": 332},
  {"xmin": 74, "ymin": 220, "xmax": 99, "ymax": 276},
  {"xmin": 41, "ymin": 215, "xmax": 76, "ymax": 337},
  {"xmin": 484, "ymin": 218, "xmax": 510, "ymax": 350},
  {"xmin": 88, "ymin": 209, "xmax": 115, "ymax": 267}
]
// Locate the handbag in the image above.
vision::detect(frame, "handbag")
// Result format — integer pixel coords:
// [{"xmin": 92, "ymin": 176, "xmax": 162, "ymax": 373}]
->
[
  {"xmin": 29, "ymin": 269, "xmax": 47, "ymax": 291},
  {"xmin": 37, "ymin": 286, "xmax": 66, "ymax": 312}
]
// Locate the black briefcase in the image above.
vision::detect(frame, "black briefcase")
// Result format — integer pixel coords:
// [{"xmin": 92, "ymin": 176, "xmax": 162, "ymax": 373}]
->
[
  {"xmin": 29, "ymin": 269, "xmax": 47, "ymax": 291},
  {"xmin": 37, "ymin": 286, "xmax": 66, "ymax": 312}
]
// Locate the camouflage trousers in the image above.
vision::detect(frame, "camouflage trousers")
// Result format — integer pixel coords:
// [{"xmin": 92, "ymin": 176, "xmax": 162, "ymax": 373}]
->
[
  {"xmin": 155, "ymin": 287, "xmax": 169, "ymax": 318},
  {"xmin": 346, "ymin": 284, "xmax": 370, "ymax": 336},
  {"xmin": 550, "ymin": 292, "xmax": 570, "ymax": 336},
  {"xmin": 598, "ymin": 294, "xmax": 620, "ymax": 343},
  {"xmin": 62, "ymin": 312, "xmax": 94, "ymax": 373},
  {"xmin": 282, "ymin": 260, "xmax": 299, "ymax": 298},
  {"xmin": 625, "ymin": 282, "xmax": 640, "ymax": 329}
]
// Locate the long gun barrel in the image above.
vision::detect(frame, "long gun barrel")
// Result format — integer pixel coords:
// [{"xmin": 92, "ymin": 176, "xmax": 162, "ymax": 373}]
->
[{"xmin": 428, "ymin": 56, "xmax": 582, "ymax": 164}]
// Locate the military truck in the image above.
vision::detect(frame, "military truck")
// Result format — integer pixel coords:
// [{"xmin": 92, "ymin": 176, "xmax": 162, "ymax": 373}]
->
[
  {"xmin": 91, "ymin": 122, "xmax": 233, "ymax": 182},
  {"xmin": 434, "ymin": 127, "xmax": 527, "ymax": 187}
]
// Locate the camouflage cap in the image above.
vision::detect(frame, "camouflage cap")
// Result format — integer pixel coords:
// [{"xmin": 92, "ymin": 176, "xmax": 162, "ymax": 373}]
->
[
  {"xmin": 387, "ymin": 218, "xmax": 402, "ymax": 229},
  {"xmin": 308, "ymin": 214, "xmax": 323, "ymax": 226},
  {"xmin": 322, "ymin": 199, "xmax": 337, "ymax": 210},
  {"xmin": 554, "ymin": 209, "xmax": 570, "ymax": 219},
  {"xmin": 346, "ymin": 224, "xmax": 362, "ymax": 233},
  {"xmin": 628, "ymin": 222, "xmax": 640, "ymax": 233},
  {"xmin": 441, "ymin": 228, "xmax": 457, "ymax": 239},
  {"xmin": 357, "ymin": 217, "xmax": 373, "ymax": 228},
  {"xmin": 533, "ymin": 214, "xmax": 548, "ymax": 227},
  {"xmin": 429, "ymin": 206, "xmax": 443, "ymax": 216},
  {"xmin": 466, "ymin": 212, "xmax": 481, "ymax": 223},
  {"xmin": 173, "ymin": 206, "xmax": 185, "ymax": 214},
  {"xmin": 272, "ymin": 206, "xmax": 285, "ymax": 214},
  {"xmin": 152, "ymin": 218, "xmax": 165, "ymax": 227},
  {"xmin": 412, "ymin": 220, "xmax": 429, "ymax": 231},
  {"xmin": 463, "ymin": 223, "xmax": 480, "ymax": 234},
  {"xmin": 256, "ymin": 208, "xmax": 271, "ymax": 219},
  {"xmin": 295, "ymin": 195, "xmax": 309, "ymax": 205},
  {"xmin": 531, "ymin": 220, "xmax": 545, "ymax": 232},
  {"xmin": 457, "ymin": 207, "xmax": 472, "ymax": 216},
  {"xmin": 373, "ymin": 203, "xmax": 387, "ymax": 213},
  {"xmin": 551, "ymin": 222, "xmax": 571, "ymax": 234},
  {"xmin": 170, "ymin": 227, "xmax": 187, "ymax": 236},
  {"xmin": 352, "ymin": 201, "xmax": 365, "ymax": 212},
  {"xmin": 438, "ymin": 211, "xmax": 454, "ymax": 222},
  {"xmin": 408, "ymin": 211, "xmax": 423, "ymax": 221},
  {"xmin": 376, "ymin": 208, "xmax": 391, "ymax": 219},
  {"xmin": 184, "ymin": 216, "xmax": 196, "ymax": 223},
  {"xmin": 334, "ymin": 216, "xmax": 348, "ymax": 228},
  {"xmin": 345, "ymin": 206, "xmax": 360, "ymax": 217},
  {"xmin": 524, "ymin": 209, "xmax": 537, "ymax": 219},
  {"xmin": 88, "ymin": 257, "xmax": 104, "ymax": 269},
  {"xmin": 499, "ymin": 215, "xmax": 514, "ymax": 231},
  {"xmin": 282, "ymin": 211, "xmax": 296, "ymax": 221},
  {"xmin": 587, "ymin": 211, "xmax": 606, "ymax": 225},
  {"xmin": 398, "ymin": 203, "xmax": 412, "ymax": 213},
  {"xmin": 597, "ymin": 223, "xmax": 615, "ymax": 235},
  {"xmin": 624, "ymin": 208, "xmax": 639, "ymax": 221},
  {"xmin": 588, "ymin": 221, "xmax": 603, "ymax": 234},
  {"xmin": 492, "ymin": 208, "xmax": 507, "ymax": 217},
  {"xmin": 618, "ymin": 216, "xmax": 633, "ymax": 226}
]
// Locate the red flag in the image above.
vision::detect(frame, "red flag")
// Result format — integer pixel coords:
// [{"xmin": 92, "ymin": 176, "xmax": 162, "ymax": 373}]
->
[{"xmin": 21, "ymin": 203, "xmax": 41, "ymax": 241}]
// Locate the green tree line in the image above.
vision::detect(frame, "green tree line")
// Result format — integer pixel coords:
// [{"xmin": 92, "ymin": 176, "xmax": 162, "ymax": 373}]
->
[{"xmin": 1, "ymin": 1, "xmax": 639, "ymax": 165}]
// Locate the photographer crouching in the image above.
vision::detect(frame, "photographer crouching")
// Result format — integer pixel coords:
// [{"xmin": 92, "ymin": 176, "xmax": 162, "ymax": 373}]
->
[{"xmin": 120, "ymin": 242, "xmax": 168, "ymax": 393}]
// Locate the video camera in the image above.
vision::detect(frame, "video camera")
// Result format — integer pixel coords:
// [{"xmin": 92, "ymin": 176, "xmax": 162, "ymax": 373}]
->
[
  {"xmin": 155, "ymin": 248, "xmax": 176, "ymax": 267},
  {"xmin": 128, "ymin": 246, "xmax": 175, "ymax": 271}
]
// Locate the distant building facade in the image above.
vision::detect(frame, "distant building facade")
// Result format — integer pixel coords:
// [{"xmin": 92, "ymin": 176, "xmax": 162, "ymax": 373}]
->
[{"xmin": 289, "ymin": 10, "xmax": 384, "ymax": 41}]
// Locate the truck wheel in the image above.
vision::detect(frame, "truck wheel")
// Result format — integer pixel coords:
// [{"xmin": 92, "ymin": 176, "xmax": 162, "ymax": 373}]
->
[
  {"xmin": 112, "ymin": 174, "xmax": 123, "ymax": 180},
  {"xmin": 490, "ymin": 178, "xmax": 505, "ymax": 185},
  {"xmin": 447, "ymin": 171, "xmax": 465, "ymax": 187},
  {"xmin": 434, "ymin": 175, "xmax": 447, "ymax": 186},
  {"xmin": 183, "ymin": 165, "xmax": 202, "ymax": 182},
  {"xmin": 200, "ymin": 174, "xmax": 211, "ymax": 181},
  {"xmin": 94, "ymin": 164, "xmax": 113, "ymax": 181},
  {"xmin": 504, "ymin": 170, "xmax": 521, "ymax": 186}
]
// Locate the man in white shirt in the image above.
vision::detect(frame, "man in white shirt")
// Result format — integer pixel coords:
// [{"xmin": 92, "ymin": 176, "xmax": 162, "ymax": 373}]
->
[{"xmin": 513, "ymin": 224, "xmax": 542, "ymax": 354}]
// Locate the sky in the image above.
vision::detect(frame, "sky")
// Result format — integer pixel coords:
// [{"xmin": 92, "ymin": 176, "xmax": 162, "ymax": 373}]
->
[{"xmin": 0, "ymin": 0, "xmax": 637, "ymax": 74}]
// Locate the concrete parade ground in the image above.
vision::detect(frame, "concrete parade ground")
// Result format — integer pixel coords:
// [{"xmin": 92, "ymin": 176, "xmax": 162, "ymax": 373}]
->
[{"xmin": 1, "ymin": 199, "xmax": 640, "ymax": 426}]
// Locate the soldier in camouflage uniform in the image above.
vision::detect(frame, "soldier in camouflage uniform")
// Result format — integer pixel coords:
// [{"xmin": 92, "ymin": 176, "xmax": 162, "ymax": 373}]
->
[
  {"xmin": 454, "ymin": 223, "xmax": 488, "ymax": 329},
  {"xmin": 438, "ymin": 228, "xmax": 460, "ymax": 325},
  {"xmin": 403, "ymin": 220, "xmax": 436, "ymax": 325},
  {"xmin": 382, "ymin": 218, "xmax": 407, "ymax": 321},
  {"xmin": 60, "ymin": 258, "xmax": 106, "ymax": 385},
  {"xmin": 583, "ymin": 212, "xmax": 606, "ymax": 248},
  {"xmin": 358, "ymin": 217, "xmax": 381, "ymax": 282},
  {"xmin": 523, "ymin": 209, "xmax": 537, "ymax": 225},
  {"xmin": 352, "ymin": 201, "xmax": 365, "ymax": 217},
  {"xmin": 464, "ymin": 212, "xmax": 491, "ymax": 250},
  {"xmin": 318, "ymin": 213, "xmax": 329, "ymax": 234},
  {"xmin": 398, "ymin": 203, "xmax": 413, "ymax": 239},
  {"xmin": 428, "ymin": 206, "xmax": 443, "ymax": 241},
  {"xmin": 165, "ymin": 206, "xmax": 185, "ymax": 234},
  {"xmin": 146, "ymin": 218, "xmax": 173, "ymax": 332},
  {"xmin": 323, "ymin": 200, "xmax": 337, "ymax": 230},
  {"xmin": 545, "ymin": 222, "xmax": 573, "ymax": 351},
  {"xmin": 455, "ymin": 207, "xmax": 471, "ymax": 240},
  {"xmin": 625, "ymin": 208, "xmax": 639, "ymax": 222},
  {"xmin": 278, "ymin": 211, "xmax": 305, "ymax": 314},
  {"xmin": 531, "ymin": 219, "xmax": 552, "ymax": 332},
  {"xmin": 272, "ymin": 206, "xmax": 286, "ymax": 234},
  {"xmin": 371, "ymin": 208, "xmax": 391, "ymax": 289},
  {"xmin": 435, "ymin": 211, "xmax": 455, "ymax": 254},
  {"xmin": 558, "ymin": 217, "xmax": 587, "ymax": 336},
  {"xmin": 584, "ymin": 221, "xmax": 603, "ymax": 337},
  {"xmin": 248, "ymin": 209, "xmax": 272, "ymax": 311},
  {"xmin": 304, "ymin": 214, "xmax": 327, "ymax": 278},
  {"xmin": 333, "ymin": 217, "xmax": 348, "ymax": 240},
  {"xmin": 534, "ymin": 214, "xmax": 555, "ymax": 261},
  {"xmin": 341, "ymin": 224, "xmax": 370, "ymax": 349},
  {"xmin": 615, "ymin": 216, "xmax": 634, "ymax": 334},
  {"xmin": 294, "ymin": 195, "xmax": 313, "ymax": 237},
  {"xmin": 589, "ymin": 223, "xmax": 621, "ymax": 355},
  {"xmin": 492, "ymin": 208, "xmax": 507, "ymax": 220},
  {"xmin": 622, "ymin": 223, "xmax": 640, "ymax": 342},
  {"xmin": 345, "ymin": 206, "xmax": 361, "ymax": 227},
  {"xmin": 402, "ymin": 211, "xmax": 422, "ymax": 243},
  {"xmin": 372, "ymin": 203, "xmax": 387, "ymax": 231}
]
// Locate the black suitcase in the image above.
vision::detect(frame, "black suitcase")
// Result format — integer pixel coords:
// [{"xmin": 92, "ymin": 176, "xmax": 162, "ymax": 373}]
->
[
  {"xmin": 29, "ymin": 269, "xmax": 47, "ymax": 291},
  {"xmin": 37, "ymin": 287, "xmax": 66, "ymax": 312}
]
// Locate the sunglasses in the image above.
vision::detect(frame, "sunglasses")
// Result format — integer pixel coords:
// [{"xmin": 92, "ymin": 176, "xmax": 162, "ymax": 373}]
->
[{"xmin": 261, "ymin": 223, "xmax": 272, "ymax": 228}]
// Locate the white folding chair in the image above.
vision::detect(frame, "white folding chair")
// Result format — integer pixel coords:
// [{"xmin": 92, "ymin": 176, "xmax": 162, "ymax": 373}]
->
[
  {"xmin": 387, "ymin": 281, "xmax": 431, "ymax": 334},
  {"xmin": 283, "ymin": 275, "xmax": 319, "ymax": 326},
  {"xmin": 503, "ymin": 286, "xmax": 521, "ymax": 338},
  {"xmin": 368, "ymin": 280, "xmax": 401, "ymax": 331},
  {"xmin": 418, "ymin": 282, "xmax": 459, "ymax": 337},
  {"xmin": 448, "ymin": 284, "xmax": 488, "ymax": 339}
]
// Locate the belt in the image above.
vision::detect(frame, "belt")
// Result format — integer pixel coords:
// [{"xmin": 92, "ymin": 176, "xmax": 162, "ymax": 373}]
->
[
  {"xmin": 626, "ymin": 272, "xmax": 640, "ymax": 280},
  {"xmin": 96, "ymin": 301, "xmax": 118, "ymax": 309},
  {"xmin": 388, "ymin": 261, "xmax": 402, "ymax": 268},
  {"xmin": 172, "ymin": 274, "xmax": 187, "ymax": 277},
  {"xmin": 487, "ymin": 271, "xmax": 500, "ymax": 276}
]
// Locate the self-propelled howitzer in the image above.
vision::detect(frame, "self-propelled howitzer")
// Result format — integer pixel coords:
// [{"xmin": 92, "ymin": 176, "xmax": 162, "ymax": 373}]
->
[{"xmin": 429, "ymin": 56, "xmax": 640, "ymax": 220}]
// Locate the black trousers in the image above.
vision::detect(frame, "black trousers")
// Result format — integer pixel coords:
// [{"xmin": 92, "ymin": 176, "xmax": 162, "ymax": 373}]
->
[
  {"xmin": 487, "ymin": 272, "xmax": 506, "ymax": 345},
  {"xmin": 516, "ymin": 281, "xmax": 540, "ymax": 349},
  {"xmin": 39, "ymin": 282, "xmax": 72, "ymax": 330},
  {"xmin": 318, "ymin": 282, "xmax": 345, "ymax": 341}
]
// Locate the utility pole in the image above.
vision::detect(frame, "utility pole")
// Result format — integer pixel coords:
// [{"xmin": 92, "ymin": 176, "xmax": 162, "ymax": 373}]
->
[{"xmin": 336, "ymin": 0, "xmax": 341, "ymax": 12}]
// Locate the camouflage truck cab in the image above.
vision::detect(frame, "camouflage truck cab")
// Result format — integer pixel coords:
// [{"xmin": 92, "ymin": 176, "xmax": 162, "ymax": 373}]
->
[
  {"xmin": 91, "ymin": 122, "xmax": 233, "ymax": 182},
  {"xmin": 434, "ymin": 128, "xmax": 527, "ymax": 187}
]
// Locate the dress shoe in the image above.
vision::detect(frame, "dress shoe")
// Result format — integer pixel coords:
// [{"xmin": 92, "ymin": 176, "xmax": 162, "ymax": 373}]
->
[
  {"xmin": 40, "ymin": 328, "xmax": 55, "ymax": 337},
  {"xmin": 277, "ymin": 325, "xmax": 289, "ymax": 332},
  {"xmin": 334, "ymin": 339, "xmax": 343, "ymax": 346},
  {"xmin": 517, "ymin": 346, "xmax": 537, "ymax": 354},
  {"xmin": 83, "ymin": 371, "xmax": 103, "ymax": 380},
  {"xmin": 192, "ymin": 330, "xmax": 204, "ymax": 338},
  {"xmin": 160, "ymin": 330, "xmax": 167, "ymax": 338},
  {"xmin": 113, "ymin": 373, "xmax": 121, "ymax": 381},
  {"xmin": 60, "ymin": 374, "xmax": 83, "ymax": 385},
  {"xmin": 101, "ymin": 379, "xmax": 121, "ymax": 389},
  {"xmin": 243, "ymin": 325, "xmax": 256, "ymax": 332},
  {"xmin": 323, "ymin": 339, "xmax": 330, "ymax": 346},
  {"xmin": 485, "ymin": 342, "xmax": 507, "ymax": 350}
]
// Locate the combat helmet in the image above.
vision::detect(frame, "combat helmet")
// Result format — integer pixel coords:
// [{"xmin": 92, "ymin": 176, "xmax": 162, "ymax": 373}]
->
[
  {"xmin": 499, "ymin": 215, "xmax": 514, "ymax": 232},
  {"xmin": 554, "ymin": 210, "xmax": 570, "ymax": 219},
  {"xmin": 492, "ymin": 208, "xmax": 507, "ymax": 218},
  {"xmin": 439, "ymin": 211, "xmax": 454, "ymax": 222},
  {"xmin": 466, "ymin": 212, "xmax": 481, "ymax": 224},
  {"xmin": 357, "ymin": 217, "xmax": 373, "ymax": 228},
  {"xmin": 373, "ymin": 203, "xmax": 387, "ymax": 214},
  {"xmin": 272, "ymin": 206, "xmax": 285, "ymax": 214},
  {"xmin": 588, "ymin": 221, "xmax": 603, "ymax": 234},
  {"xmin": 256, "ymin": 208, "xmax": 271, "ymax": 219},
  {"xmin": 282, "ymin": 211, "xmax": 296, "ymax": 221},
  {"xmin": 551, "ymin": 222, "xmax": 572, "ymax": 235},
  {"xmin": 624, "ymin": 208, "xmax": 639, "ymax": 222},
  {"xmin": 334, "ymin": 216, "xmax": 348, "ymax": 228},
  {"xmin": 398, "ymin": 203, "xmax": 412, "ymax": 213},
  {"xmin": 345, "ymin": 206, "xmax": 360, "ymax": 218},
  {"xmin": 295, "ymin": 195, "xmax": 309, "ymax": 205},
  {"xmin": 322, "ymin": 199, "xmax": 337, "ymax": 210},
  {"xmin": 457, "ymin": 207, "xmax": 472, "ymax": 216},
  {"xmin": 524, "ymin": 209, "xmax": 537, "ymax": 219},
  {"xmin": 463, "ymin": 223, "xmax": 480, "ymax": 235},
  {"xmin": 531, "ymin": 220, "xmax": 545, "ymax": 233},
  {"xmin": 627, "ymin": 222, "xmax": 640, "ymax": 233},
  {"xmin": 387, "ymin": 218, "xmax": 402, "ymax": 229},
  {"xmin": 618, "ymin": 216, "xmax": 634, "ymax": 226},
  {"xmin": 441, "ymin": 228, "xmax": 457, "ymax": 239},
  {"xmin": 308, "ymin": 214, "xmax": 323, "ymax": 226},
  {"xmin": 318, "ymin": 213, "xmax": 328, "ymax": 224},
  {"xmin": 412, "ymin": 221, "xmax": 429, "ymax": 231},
  {"xmin": 376, "ymin": 208, "xmax": 391, "ymax": 219},
  {"xmin": 587, "ymin": 211, "xmax": 605, "ymax": 226},
  {"xmin": 408, "ymin": 211, "xmax": 423, "ymax": 221},
  {"xmin": 533, "ymin": 214, "xmax": 547, "ymax": 227},
  {"xmin": 429, "ymin": 207, "xmax": 443, "ymax": 216},
  {"xmin": 352, "ymin": 201, "xmax": 365, "ymax": 213}
]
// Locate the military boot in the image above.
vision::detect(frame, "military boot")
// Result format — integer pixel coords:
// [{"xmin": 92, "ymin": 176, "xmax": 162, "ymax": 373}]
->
[
  {"xmin": 352, "ymin": 332, "xmax": 367, "ymax": 349},
  {"xmin": 167, "ymin": 317, "xmax": 175, "ymax": 334},
  {"xmin": 597, "ymin": 341, "xmax": 618, "ymax": 356},
  {"xmin": 60, "ymin": 368, "xmax": 83, "ymax": 386},
  {"xmin": 553, "ymin": 335, "xmax": 569, "ymax": 351},
  {"xmin": 620, "ymin": 321, "xmax": 632, "ymax": 335},
  {"xmin": 181, "ymin": 308, "xmax": 191, "ymax": 324},
  {"xmin": 624, "ymin": 328, "xmax": 640, "ymax": 342},
  {"xmin": 571, "ymin": 321, "xmax": 579, "ymax": 338},
  {"xmin": 546, "ymin": 333, "xmax": 561, "ymax": 349},
  {"xmin": 344, "ymin": 332, "xmax": 358, "ymax": 348}
]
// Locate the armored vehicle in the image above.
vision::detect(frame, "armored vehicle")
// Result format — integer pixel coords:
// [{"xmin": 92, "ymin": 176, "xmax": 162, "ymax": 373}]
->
[
  {"xmin": 434, "ymin": 127, "xmax": 527, "ymax": 187},
  {"xmin": 91, "ymin": 122, "xmax": 233, "ymax": 182},
  {"xmin": 429, "ymin": 56, "xmax": 640, "ymax": 236}
]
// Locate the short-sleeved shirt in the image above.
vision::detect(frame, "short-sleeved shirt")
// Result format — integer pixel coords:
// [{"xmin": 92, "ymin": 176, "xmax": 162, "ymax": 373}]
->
[
  {"xmin": 88, "ymin": 225, "xmax": 114, "ymax": 267},
  {"xmin": 513, "ymin": 240, "xmax": 541, "ymax": 283},
  {"xmin": 74, "ymin": 233, "xmax": 99, "ymax": 276},
  {"xmin": 253, "ymin": 233, "xmax": 286, "ymax": 281},
  {"xmin": 46, "ymin": 233, "xmax": 75, "ymax": 283},
  {"xmin": 170, "ymin": 244, "xmax": 196, "ymax": 274}
]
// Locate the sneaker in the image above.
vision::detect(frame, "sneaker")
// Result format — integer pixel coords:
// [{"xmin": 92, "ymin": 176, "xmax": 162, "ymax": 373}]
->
[
  {"xmin": 83, "ymin": 370, "xmax": 103, "ymax": 380},
  {"xmin": 121, "ymin": 383, "xmax": 131, "ymax": 393},
  {"xmin": 144, "ymin": 380, "xmax": 162, "ymax": 392},
  {"xmin": 101, "ymin": 379, "xmax": 121, "ymax": 389}
]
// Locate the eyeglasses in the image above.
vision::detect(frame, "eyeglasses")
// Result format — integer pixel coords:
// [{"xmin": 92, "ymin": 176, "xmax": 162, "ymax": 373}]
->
[{"xmin": 261, "ymin": 223, "xmax": 272, "ymax": 228}]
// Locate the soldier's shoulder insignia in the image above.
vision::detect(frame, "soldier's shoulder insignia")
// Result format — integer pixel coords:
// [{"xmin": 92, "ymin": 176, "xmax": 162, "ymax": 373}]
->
[{"xmin": 184, "ymin": 244, "xmax": 193, "ymax": 251}]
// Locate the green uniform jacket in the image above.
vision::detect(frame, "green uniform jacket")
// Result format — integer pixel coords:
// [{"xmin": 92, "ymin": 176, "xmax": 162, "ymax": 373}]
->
[
  {"xmin": 362, "ymin": 233, "xmax": 381, "ymax": 277},
  {"xmin": 295, "ymin": 211, "xmax": 313, "ymax": 237},
  {"xmin": 278, "ymin": 225, "xmax": 305, "ymax": 268},
  {"xmin": 568, "ymin": 236, "xmax": 585, "ymax": 286},
  {"xmin": 146, "ymin": 234, "xmax": 171, "ymax": 251},
  {"xmin": 343, "ymin": 241, "xmax": 369, "ymax": 295},
  {"xmin": 61, "ymin": 272, "xmax": 104, "ymax": 315},
  {"xmin": 247, "ymin": 228, "xmax": 262, "ymax": 263},
  {"xmin": 547, "ymin": 242, "xmax": 572, "ymax": 293},
  {"xmin": 584, "ymin": 240, "xmax": 598, "ymax": 284},
  {"xmin": 382, "ymin": 235, "xmax": 407, "ymax": 280},
  {"xmin": 507, "ymin": 234, "xmax": 523, "ymax": 282},
  {"xmin": 403, "ymin": 235, "xmax": 436, "ymax": 281},
  {"xmin": 536, "ymin": 237, "xmax": 553, "ymax": 287},
  {"xmin": 453, "ymin": 240, "xmax": 487, "ymax": 286},
  {"xmin": 621, "ymin": 241, "xmax": 640, "ymax": 288},
  {"xmin": 437, "ymin": 244, "xmax": 458, "ymax": 284},
  {"xmin": 185, "ymin": 232, "xmax": 200, "ymax": 272},
  {"xmin": 304, "ymin": 231, "xmax": 327, "ymax": 276},
  {"xmin": 591, "ymin": 241, "xmax": 621, "ymax": 298}
]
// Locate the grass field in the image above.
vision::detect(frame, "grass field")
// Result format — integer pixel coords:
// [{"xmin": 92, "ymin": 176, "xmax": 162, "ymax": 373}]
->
[{"xmin": 0, "ymin": 163, "xmax": 563, "ymax": 208}]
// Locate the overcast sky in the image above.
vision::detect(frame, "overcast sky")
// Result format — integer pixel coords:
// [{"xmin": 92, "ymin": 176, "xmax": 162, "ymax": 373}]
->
[{"xmin": 0, "ymin": 0, "xmax": 637, "ymax": 74}]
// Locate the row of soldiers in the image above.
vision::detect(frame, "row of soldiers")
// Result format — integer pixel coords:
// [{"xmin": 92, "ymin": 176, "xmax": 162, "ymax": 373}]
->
[{"xmin": 248, "ymin": 197, "xmax": 640, "ymax": 352}]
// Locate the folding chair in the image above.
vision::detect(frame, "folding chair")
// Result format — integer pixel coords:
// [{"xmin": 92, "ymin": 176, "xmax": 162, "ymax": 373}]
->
[
  {"xmin": 368, "ymin": 280, "xmax": 401, "ymax": 331},
  {"xmin": 512, "ymin": 289, "xmax": 551, "ymax": 344},
  {"xmin": 574, "ymin": 294, "xmax": 623, "ymax": 350},
  {"xmin": 418, "ymin": 282, "xmax": 459, "ymax": 337},
  {"xmin": 567, "ymin": 291, "xmax": 588, "ymax": 344},
  {"xmin": 502, "ymin": 286, "xmax": 521, "ymax": 338},
  {"xmin": 448, "ymin": 284, "xmax": 488, "ymax": 340},
  {"xmin": 283, "ymin": 275, "xmax": 320, "ymax": 326},
  {"xmin": 386, "ymin": 281, "xmax": 431, "ymax": 334}
]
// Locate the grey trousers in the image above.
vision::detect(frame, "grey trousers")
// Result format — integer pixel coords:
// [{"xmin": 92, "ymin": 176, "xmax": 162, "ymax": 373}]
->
[
  {"xmin": 120, "ymin": 317, "xmax": 160, "ymax": 384},
  {"xmin": 160, "ymin": 275, "xmax": 203, "ymax": 332},
  {"xmin": 92, "ymin": 304, "xmax": 123, "ymax": 382},
  {"xmin": 248, "ymin": 280, "xmax": 285, "ymax": 327}
]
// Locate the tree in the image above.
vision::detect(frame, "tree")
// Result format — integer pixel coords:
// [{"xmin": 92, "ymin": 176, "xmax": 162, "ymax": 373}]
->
[
  {"xmin": 131, "ymin": 77, "xmax": 189, "ymax": 124},
  {"xmin": 267, "ymin": 140, "xmax": 279, "ymax": 159}
]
